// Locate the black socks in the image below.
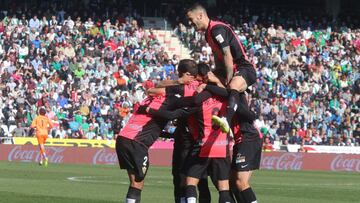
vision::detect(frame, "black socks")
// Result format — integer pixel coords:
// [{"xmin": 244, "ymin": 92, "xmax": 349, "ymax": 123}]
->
[
  {"xmin": 226, "ymin": 89, "xmax": 240, "ymax": 125},
  {"xmin": 126, "ymin": 187, "xmax": 141, "ymax": 203}
]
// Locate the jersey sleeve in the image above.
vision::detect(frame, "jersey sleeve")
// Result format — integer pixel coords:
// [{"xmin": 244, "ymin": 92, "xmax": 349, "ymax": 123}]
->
[
  {"xmin": 165, "ymin": 85, "xmax": 184, "ymax": 96},
  {"xmin": 173, "ymin": 91, "xmax": 212, "ymax": 107},
  {"xmin": 193, "ymin": 91, "xmax": 212, "ymax": 106},
  {"xmin": 148, "ymin": 107, "xmax": 197, "ymax": 120},
  {"xmin": 211, "ymin": 25, "xmax": 230, "ymax": 49},
  {"xmin": 205, "ymin": 85, "xmax": 229, "ymax": 97}
]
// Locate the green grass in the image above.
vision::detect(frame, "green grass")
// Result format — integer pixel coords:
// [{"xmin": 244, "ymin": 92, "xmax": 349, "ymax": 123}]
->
[{"xmin": 0, "ymin": 161, "xmax": 359, "ymax": 203}]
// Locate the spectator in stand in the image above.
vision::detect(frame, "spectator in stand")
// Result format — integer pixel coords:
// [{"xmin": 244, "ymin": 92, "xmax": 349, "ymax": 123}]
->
[{"xmin": 12, "ymin": 122, "xmax": 26, "ymax": 137}]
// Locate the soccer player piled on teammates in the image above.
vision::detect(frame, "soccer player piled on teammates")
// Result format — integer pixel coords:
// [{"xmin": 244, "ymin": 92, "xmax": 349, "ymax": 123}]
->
[
  {"xmin": 30, "ymin": 107, "xmax": 54, "ymax": 166},
  {"xmin": 186, "ymin": 3, "xmax": 257, "ymax": 135},
  {"xmin": 147, "ymin": 59, "xmax": 212, "ymax": 203},
  {"xmin": 203, "ymin": 71, "xmax": 262, "ymax": 203},
  {"xmin": 186, "ymin": 4, "xmax": 260, "ymax": 202},
  {"xmin": 115, "ymin": 59, "xmax": 202, "ymax": 203}
]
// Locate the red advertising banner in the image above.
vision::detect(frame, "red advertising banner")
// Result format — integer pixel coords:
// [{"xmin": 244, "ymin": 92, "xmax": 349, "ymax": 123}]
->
[
  {"xmin": 0, "ymin": 144, "xmax": 172, "ymax": 166},
  {"xmin": 1, "ymin": 144, "xmax": 360, "ymax": 172},
  {"xmin": 261, "ymin": 152, "xmax": 360, "ymax": 172}
]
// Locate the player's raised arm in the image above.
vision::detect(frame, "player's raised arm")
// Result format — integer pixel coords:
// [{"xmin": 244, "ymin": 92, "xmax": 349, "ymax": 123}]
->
[
  {"xmin": 155, "ymin": 74, "xmax": 192, "ymax": 87},
  {"xmin": 146, "ymin": 106, "xmax": 198, "ymax": 120},
  {"xmin": 147, "ymin": 87, "xmax": 166, "ymax": 96},
  {"xmin": 147, "ymin": 85, "xmax": 182, "ymax": 96},
  {"xmin": 221, "ymin": 46, "xmax": 234, "ymax": 85}
]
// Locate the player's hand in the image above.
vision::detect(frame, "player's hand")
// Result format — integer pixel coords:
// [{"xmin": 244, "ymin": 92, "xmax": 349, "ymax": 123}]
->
[
  {"xmin": 207, "ymin": 72, "xmax": 220, "ymax": 84},
  {"xmin": 196, "ymin": 84, "xmax": 207, "ymax": 93}
]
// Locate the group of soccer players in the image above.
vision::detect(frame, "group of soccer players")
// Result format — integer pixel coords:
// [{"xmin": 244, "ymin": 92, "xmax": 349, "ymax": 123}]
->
[{"xmin": 115, "ymin": 3, "xmax": 262, "ymax": 203}]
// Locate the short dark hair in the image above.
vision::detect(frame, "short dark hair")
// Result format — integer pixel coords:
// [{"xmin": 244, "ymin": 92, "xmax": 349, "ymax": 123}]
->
[
  {"xmin": 186, "ymin": 2, "xmax": 207, "ymax": 14},
  {"xmin": 197, "ymin": 63, "xmax": 210, "ymax": 77},
  {"xmin": 39, "ymin": 108, "xmax": 46, "ymax": 115},
  {"xmin": 177, "ymin": 59, "xmax": 198, "ymax": 77}
]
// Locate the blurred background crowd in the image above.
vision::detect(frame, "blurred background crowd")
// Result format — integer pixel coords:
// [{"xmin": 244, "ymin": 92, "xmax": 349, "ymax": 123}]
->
[{"xmin": 0, "ymin": 0, "xmax": 359, "ymax": 148}]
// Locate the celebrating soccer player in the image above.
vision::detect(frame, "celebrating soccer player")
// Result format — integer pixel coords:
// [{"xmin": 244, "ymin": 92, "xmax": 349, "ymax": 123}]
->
[
  {"xmin": 115, "ymin": 59, "xmax": 200, "ymax": 203},
  {"xmin": 186, "ymin": 3, "xmax": 257, "ymax": 135}
]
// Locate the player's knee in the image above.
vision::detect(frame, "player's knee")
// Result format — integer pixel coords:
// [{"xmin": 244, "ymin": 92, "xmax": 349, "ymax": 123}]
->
[
  {"xmin": 217, "ymin": 180, "xmax": 230, "ymax": 191},
  {"xmin": 236, "ymin": 179, "xmax": 250, "ymax": 191},
  {"xmin": 229, "ymin": 77, "xmax": 247, "ymax": 92},
  {"xmin": 186, "ymin": 177, "xmax": 199, "ymax": 186},
  {"xmin": 130, "ymin": 180, "xmax": 144, "ymax": 190}
]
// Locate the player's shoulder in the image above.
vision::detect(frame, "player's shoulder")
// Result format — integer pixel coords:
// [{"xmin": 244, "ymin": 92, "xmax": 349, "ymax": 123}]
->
[
  {"xmin": 211, "ymin": 21, "xmax": 232, "ymax": 31},
  {"xmin": 211, "ymin": 24, "xmax": 229, "ymax": 33},
  {"xmin": 210, "ymin": 23, "xmax": 232, "ymax": 42}
]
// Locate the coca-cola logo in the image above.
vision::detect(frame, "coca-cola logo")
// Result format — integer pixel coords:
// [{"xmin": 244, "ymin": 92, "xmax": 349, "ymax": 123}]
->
[
  {"xmin": 261, "ymin": 153, "xmax": 303, "ymax": 170},
  {"xmin": 8, "ymin": 146, "xmax": 65, "ymax": 164},
  {"xmin": 331, "ymin": 155, "xmax": 360, "ymax": 172},
  {"xmin": 92, "ymin": 148, "xmax": 117, "ymax": 165}
]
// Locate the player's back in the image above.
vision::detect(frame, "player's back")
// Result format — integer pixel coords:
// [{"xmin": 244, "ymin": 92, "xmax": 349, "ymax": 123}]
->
[
  {"xmin": 31, "ymin": 115, "xmax": 53, "ymax": 136},
  {"xmin": 205, "ymin": 20, "xmax": 254, "ymax": 77},
  {"xmin": 119, "ymin": 95, "xmax": 168, "ymax": 147},
  {"xmin": 196, "ymin": 95, "xmax": 229, "ymax": 158}
]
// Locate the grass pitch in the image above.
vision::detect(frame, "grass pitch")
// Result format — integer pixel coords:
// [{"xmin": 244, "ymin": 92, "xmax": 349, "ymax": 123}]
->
[{"xmin": 0, "ymin": 161, "xmax": 359, "ymax": 203}]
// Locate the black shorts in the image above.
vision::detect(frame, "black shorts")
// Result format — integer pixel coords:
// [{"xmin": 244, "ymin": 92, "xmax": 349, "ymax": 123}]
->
[
  {"xmin": 185, "ymin": 147, "xmax": 231, "ymax": 181},
  {"xmin": 116, "ymin": 136, "xmax": 149, "ymax": 182},
  {"xmin": 232, "ymin": 139, "xmax": 262, "ymax": 171},
  {"xmin": 172, "ymin": 140, "xmax": 192, "ymax": 176},
  {"xmin": 234, "ymin": 65, "xmax": 257, "ymax": 87}
]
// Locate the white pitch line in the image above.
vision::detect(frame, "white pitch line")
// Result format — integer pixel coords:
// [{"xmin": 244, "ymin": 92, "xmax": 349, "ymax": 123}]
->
[
  {"xmin": 67, "ymin": 176, "xmax": 166, "ymax": 185},
  {"xmin": 67, "ymin": 176, "xmax": 359, "ymax": 188}
]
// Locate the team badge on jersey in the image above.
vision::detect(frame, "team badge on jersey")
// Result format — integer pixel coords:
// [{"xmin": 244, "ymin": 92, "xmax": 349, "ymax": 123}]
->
[
  {"xmin": 215, "ymin": 34, "xmax": 224, "ymax": 43},
  {"xmin": 142, "ymin": 166, "xmax": 147, "ymax": 174},
  {"xmin": 236, "ymin": 153, "xmax": 246, "ymax": 164}
]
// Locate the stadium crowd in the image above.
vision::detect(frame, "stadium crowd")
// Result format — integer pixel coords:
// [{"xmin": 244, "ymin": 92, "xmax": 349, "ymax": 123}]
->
[
  {"xmin": 0, "ymin": 3, "xmax": 359, "ymax": 149},
  {"xmin": 0, "ymin": 7, "xmax": 176, "ymax": 140},
  {"xmin": 173, "ymin": 6, "xmax": 360, "ymax": 147}
]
